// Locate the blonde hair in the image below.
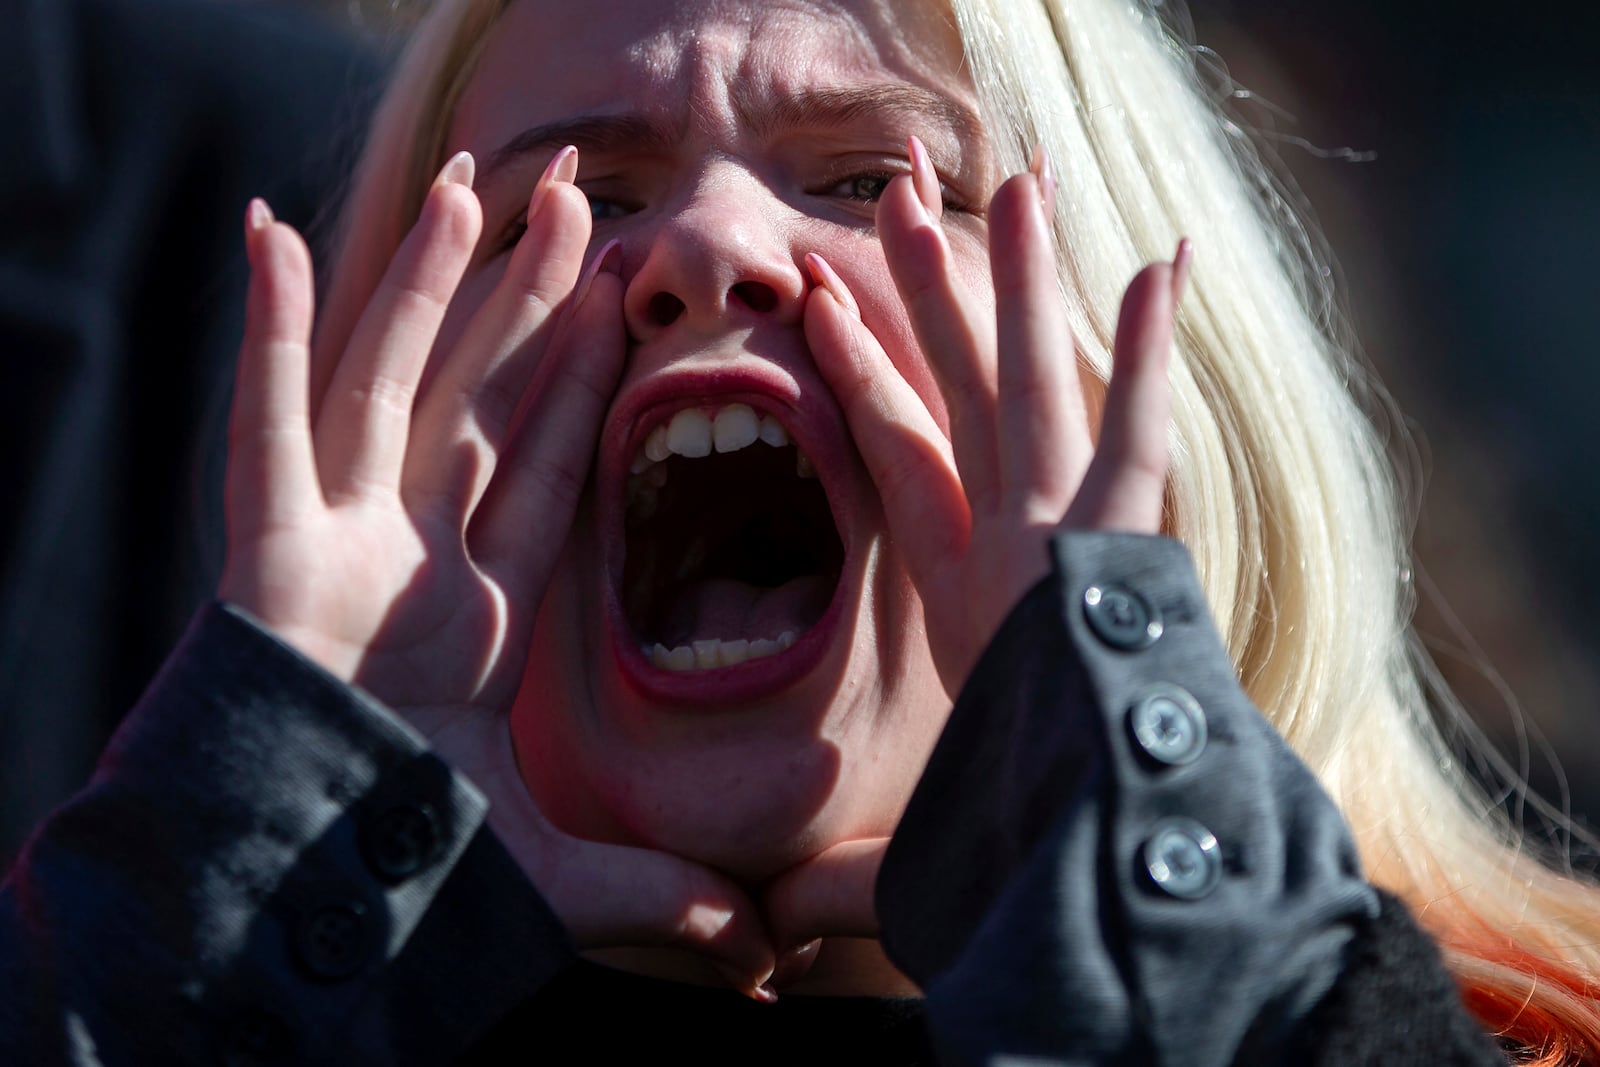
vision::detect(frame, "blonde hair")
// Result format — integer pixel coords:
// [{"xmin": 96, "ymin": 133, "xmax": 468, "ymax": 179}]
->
[{"xmin": 318, "ymin": 0, "xmax": 1600, "ymax": 1057}]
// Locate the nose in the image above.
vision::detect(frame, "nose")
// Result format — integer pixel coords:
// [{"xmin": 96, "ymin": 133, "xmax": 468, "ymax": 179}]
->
[{"xmin": 621, "ymin": 165, "xmax": 806, "ymax": 341}]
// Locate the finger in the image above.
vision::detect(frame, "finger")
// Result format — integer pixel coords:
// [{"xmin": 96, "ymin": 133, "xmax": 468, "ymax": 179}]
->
[
  {"xmin": 316, "ymin": 151, "xmax": 482, "ymax": 500},
  {"xmin": 989, "ymin": 166, "xmax": 1091, "ymax": 520},
  {"xmin": 762, "ymin": 838, "xmax": 888, "ymax": 952},
  {"xmin": 877, "ymin": 149, "xmax": 1000, "ymax": 506},
  {"xmin": 1171, "ymin": 236, "xmax": 1194, "ymax": 305},
  {"xmin": 767, "ymin": 940, "xmax": 823, "ymax": 991},
  {"xmin": 472, "ymin": 240, "xmax": 626, "ymax": 588},
  {"xmin": 558, "ymin": 843, "xmax": 779, "ymax": 1000},
  {"xmin": 1066, "ymin": 259, "xmax": 1177, "ymax": 533},
  {"xmin": 407, "ymin": 147, "xmax": 593, "ymax": 520},
  {"xmin": 804, "ymin": 255, "xmax": 971, "ymax": 585},
  {"xmin": 227, "ymin": 199, "xmax": 320, "ymax": 536}
]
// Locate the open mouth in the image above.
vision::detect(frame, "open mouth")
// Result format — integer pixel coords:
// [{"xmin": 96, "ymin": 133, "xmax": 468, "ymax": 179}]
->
[{"xmin": 618, "ymin": 401, "xmax": 846, "ymax": 675}]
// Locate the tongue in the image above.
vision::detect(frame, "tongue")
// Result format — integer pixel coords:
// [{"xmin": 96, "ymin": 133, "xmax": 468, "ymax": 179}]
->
[{"xmin": 660, "ymin": 576, "xmax": 832, "ymax": 646}]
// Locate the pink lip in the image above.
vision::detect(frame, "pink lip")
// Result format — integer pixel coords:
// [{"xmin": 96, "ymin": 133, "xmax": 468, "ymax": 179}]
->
[{"xmin": 597, "ymin": 366, "xmax": 856, "ymax": 706}]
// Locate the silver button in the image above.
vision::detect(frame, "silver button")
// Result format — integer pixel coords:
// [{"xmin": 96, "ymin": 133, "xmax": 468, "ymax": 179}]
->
[
  {"xmin": 1127, "ymin": 685, "xmax": 1207, "ymax": 766},
  {"xmin": 1143, "ymin": 818, "xmax": 1221, "ymax": 900},
  {"xmin": 1083, "ymin": 584, "xmax": 1163, "ymax": 650}
]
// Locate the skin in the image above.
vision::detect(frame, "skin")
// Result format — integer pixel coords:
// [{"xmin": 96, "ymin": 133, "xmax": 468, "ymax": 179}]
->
[{"xmin": 222, "ymin": 0, "xmax": 1181, "ymax": 999}]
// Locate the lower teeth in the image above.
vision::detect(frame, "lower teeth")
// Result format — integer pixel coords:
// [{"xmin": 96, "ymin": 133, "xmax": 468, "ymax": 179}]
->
[{"xmin": 645, "ymin": 630, "xmax": 798, "ymax": 672}]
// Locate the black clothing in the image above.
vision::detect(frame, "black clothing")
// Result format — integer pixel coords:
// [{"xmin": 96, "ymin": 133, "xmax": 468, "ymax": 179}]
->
[{"xmin": 0, "ymin": 534, "xmax": 1505, "ymax": 1064}]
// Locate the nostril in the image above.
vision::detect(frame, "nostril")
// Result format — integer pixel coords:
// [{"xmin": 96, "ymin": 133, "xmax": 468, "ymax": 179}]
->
[
  {"xmin": 648, "ymin": 292, "xmax": 686, "ymax": 327},
  {"xmin": 729, "ymin": 281, "xmax": 778, "ymax": 313}
]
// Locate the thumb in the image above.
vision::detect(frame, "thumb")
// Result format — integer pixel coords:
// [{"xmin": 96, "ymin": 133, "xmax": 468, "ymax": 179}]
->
[
  {"xmin": 763, "ymin": 837, "xmax": 889, "ymax": 953},
  {"xmin": 550, "ymin": 840, "xmax": 778, "ymax": 1002}
]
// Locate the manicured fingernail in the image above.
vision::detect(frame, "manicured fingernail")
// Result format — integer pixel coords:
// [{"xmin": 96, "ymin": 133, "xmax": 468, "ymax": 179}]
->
[
  {"xmin": 245, "ymin": 198, "xmax": 274, "ymax": 234},
  {"xmin": 713, "ymin": 964, "xmax": 778, "ymax": 1004},
  {"xmin": 528, "ymin": 145, "xmax": 579, "ymax": 222},
  {"xmin": 436, "ymin": 150, "xmax": 476, "ymax": 190},
  {"xmin": 769, "ymin": 940, "xmax": 822, "ymax": 990},
  {"xmin": 804, "ymin": 252, "xmax": 860, "ymax": 320},
  {"xmin": 573, "ymin": 238, "xmax": 623, "ymax": 308},
  {"xmin": 1171, "ymin": 237, "xmax": 1194, "ymax": 303},
  {"xmin": 1030, "ymin": 143, "xmax": 1057, "ymax": 218},
  {"xmin": 907, "ymin": 135, "xmax": 942, "ymax": 221}
]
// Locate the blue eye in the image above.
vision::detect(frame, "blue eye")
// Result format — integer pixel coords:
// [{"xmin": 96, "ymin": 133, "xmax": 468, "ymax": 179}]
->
[{"xmin": 587, "ymin": 195, "xmax": 630, "ymax": 221}]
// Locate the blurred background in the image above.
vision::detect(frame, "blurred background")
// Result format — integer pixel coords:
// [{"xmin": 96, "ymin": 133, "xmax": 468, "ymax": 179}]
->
[{"xmin": 1, "ymin": 0, "xmax": 1596, "ymax": 863}]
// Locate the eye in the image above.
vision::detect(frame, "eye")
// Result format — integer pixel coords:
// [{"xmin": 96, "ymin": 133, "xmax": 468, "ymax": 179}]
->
[
  {"xmin": 587, "ymin": 194, "xmax": 631, "ymax": 222},
  {"xmin": 488, "ymin": 190, "xmax": 635, "ymax": 257},
  {"xmin": 825, "ymin": 171, "xmax": 897, "ymax": 204},
  {"xmin": 813, "ymin": 164, "xmax": 973, "ymax": 215}
]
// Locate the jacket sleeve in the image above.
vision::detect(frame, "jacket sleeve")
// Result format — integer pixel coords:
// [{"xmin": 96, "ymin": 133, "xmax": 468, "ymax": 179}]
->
[
  {"xmin": 0, "ymin": 603, "xmax": 573, "ymax": 1066},
  {"xmin": 876, "ymin": 532, "xmax": 1504, "ymax": 1066}
]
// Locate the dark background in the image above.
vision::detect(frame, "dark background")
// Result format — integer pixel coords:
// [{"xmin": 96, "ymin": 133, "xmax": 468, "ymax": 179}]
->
[
  {"xmin": 1188, "ymin": 0, "xmax": 1600, "ymax": 850},
  {"xmin": 1, "ymin": 0, "xmax": 1595, "ymax": 861}
]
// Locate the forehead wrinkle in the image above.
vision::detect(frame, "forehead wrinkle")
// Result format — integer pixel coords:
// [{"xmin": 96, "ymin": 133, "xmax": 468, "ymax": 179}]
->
[{"xmin": 733, "ymin": 83, "xmax": 983, "ymax": 145}]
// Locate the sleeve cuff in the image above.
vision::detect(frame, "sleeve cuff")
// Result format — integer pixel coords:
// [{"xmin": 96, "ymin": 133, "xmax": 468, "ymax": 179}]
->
[
  {"xmin": 20, "ymin": 603, "xmax": 569, "ymax": 1064},
  {"xmin": 878, "ymin": 533, "xmax": 1380, "ymax": 1065}
]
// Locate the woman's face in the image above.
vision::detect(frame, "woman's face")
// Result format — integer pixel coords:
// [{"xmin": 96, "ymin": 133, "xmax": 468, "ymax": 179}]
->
[{"xmin": 444, "ymin": 0, "xmax": 996, "ymax": 881}]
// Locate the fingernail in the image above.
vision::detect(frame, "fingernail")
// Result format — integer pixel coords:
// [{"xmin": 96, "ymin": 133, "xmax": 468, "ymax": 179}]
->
[
  {"xmin": 712, "ymin": 964, "xmax": 778, "ymax": 1004},
  {"xmin": 769, "ymin": 940, "xmax": 822, "ymax": 990},
  {"xmin": 245, "ymin": 197, "xmax": 274, "ymax": 234},
  {"xmin": 907, "ymin": 135, "xmax": 942, "ymax": 221},
  {"xmin": 573, "ymin": 238, "xmax": 623, "ymax": 308},
  {"xmin": 1171, "ymin": 237, "xmax": 1194, "ymax": 303},
  {"xmin": 804, "ymin": 252, "xmax": 860, "ymax": 320},
  {"xmin": 1030, "ymin": 143, "xmax": 1057, "ymax": 219},
  {"xmin": 528, "ymin": 145, "xmax": 579, "ymax": 222},
  {"xmin": 436, "ymin": 150, "xmax": 476, "ymax": 190}
]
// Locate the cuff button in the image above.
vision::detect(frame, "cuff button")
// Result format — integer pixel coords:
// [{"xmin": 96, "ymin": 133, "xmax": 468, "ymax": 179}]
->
[
  {"xmin": 1128, "ymin": 685, "xmax": 1207, "ymax": 766},
  {"xmin": 1143, "ymin": 818, "xmax": 1221, "ymax": 900},
  {"xmin": 292, "ymin": 899, "xmax": 373, "ymax": 980},
  {"xmin": 1084, "ymin": 584, "xmax": 1163, "ymax": 650},
  {"xmin": 361, "ymin": 802, "xmax": 440, "ymax": 883}
]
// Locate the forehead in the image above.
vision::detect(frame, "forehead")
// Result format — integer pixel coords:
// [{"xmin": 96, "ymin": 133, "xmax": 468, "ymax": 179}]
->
[{"xmin": 452, "ymin": 0, "xmax": 973, "ymax": 150}]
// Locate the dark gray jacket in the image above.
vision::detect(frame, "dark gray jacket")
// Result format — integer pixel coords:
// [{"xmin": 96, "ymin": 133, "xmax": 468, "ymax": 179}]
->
[{"xmin": 0, "ymin": 534, "xmax": 1506, "ymax": 1064}]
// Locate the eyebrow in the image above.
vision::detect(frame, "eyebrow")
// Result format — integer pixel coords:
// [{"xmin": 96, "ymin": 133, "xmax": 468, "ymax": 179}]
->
[
  {"xmin": 476, "ymin": 84, "xmax": 982, "ymax": 196},
  {"xmin": 736, "ymin": 84, "xmax": 983, "ymax": 145}
]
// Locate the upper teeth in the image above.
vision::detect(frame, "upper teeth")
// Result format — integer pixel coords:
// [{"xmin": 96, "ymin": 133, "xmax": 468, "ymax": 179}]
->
[{"xmin": 630, "ymin": 403, "xmax": 810, "ymax": 475}]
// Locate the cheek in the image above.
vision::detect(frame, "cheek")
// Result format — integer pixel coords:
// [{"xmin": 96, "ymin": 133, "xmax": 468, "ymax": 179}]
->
[
  {"xmin": 859, "ymin": 281, "xmax": 950, "ymax": 434},
  {"xmin": 825, "ymin": 228, "xmax": 998, "ymax": 438},
  {"xmin": 418, "ymin": 267, "xmax": 501, "ymax": 397},
  {"xmin": 849, "ymin": 227, "xmax": 995, "ymax": 440}
]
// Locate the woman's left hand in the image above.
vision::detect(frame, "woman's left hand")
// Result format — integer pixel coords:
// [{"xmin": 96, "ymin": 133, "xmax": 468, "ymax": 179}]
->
[
  {"xmin": 804, "ymin": 138, "xmax": 1188, "ymax": 701},
  {"xmin": 765, "ymin": 145, "xmax": 1187, "ymax": 963}
]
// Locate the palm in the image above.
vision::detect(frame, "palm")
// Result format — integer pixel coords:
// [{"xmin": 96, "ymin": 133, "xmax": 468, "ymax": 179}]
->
[{"xmin": 233, "ymin": 503, "xmax": 519, "ymax": 712}]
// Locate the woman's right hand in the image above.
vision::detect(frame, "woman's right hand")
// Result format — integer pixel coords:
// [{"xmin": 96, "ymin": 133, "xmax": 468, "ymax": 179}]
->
[
  {"xmin": 222, "ymin": 149, "xmax": 606, "ymax": 717},
  {"xmin": 221, "ymin": 150, "xmax": 776, "ymax": 997}
]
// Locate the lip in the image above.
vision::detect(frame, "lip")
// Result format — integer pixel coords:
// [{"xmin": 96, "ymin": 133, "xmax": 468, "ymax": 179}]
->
[{"xmin": 598, "ymin": 365, "xmax": 856, "ymax": 706}]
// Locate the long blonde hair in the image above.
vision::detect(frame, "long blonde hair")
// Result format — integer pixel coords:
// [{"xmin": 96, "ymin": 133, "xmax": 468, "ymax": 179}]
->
[{"xmin": 318, "ymin": 0, "xmax": 1600, "ymax": 1057}]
